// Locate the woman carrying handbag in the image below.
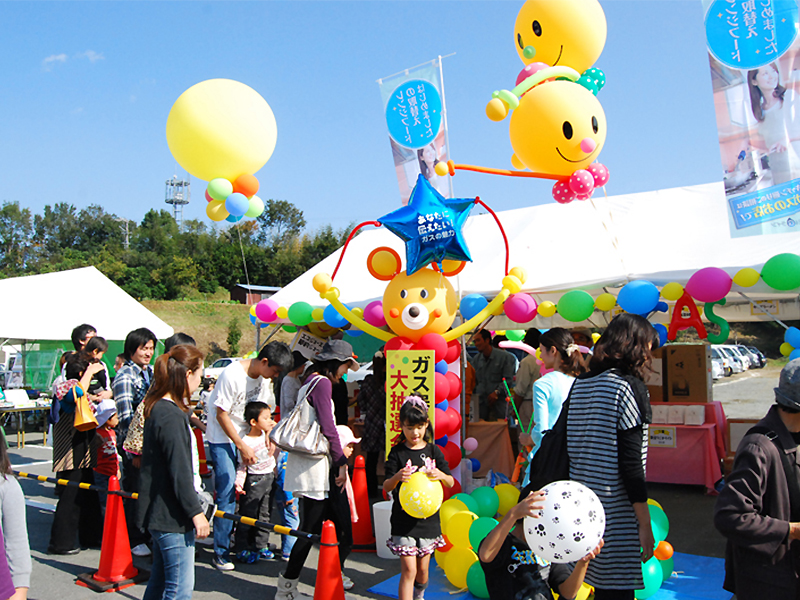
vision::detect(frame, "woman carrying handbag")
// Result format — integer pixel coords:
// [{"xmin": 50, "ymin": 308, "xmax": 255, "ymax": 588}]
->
[{"xmin": 276, "ymin": 340, "xmax": 358, "ymax": 600}]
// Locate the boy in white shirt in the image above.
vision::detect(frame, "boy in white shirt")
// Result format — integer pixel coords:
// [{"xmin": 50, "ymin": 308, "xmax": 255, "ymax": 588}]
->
[{"xmin": 234, "ymin": 401, "xmax": 278, "ymax": 563}]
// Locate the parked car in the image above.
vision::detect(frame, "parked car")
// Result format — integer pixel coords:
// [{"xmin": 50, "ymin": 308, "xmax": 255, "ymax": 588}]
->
[
  {"xmin": 725, "ymin": 345, "xmax": 752, "ymax": 370},
  {"xmin": 204, "ymin": 357, "xmax": 241, "ymax": 380},
  {"xmin": 711, "ymin": 357, "xmax": 725, "ymax": 380},
  {"xmin": 743, "ymin": 345, "xmax": 766, "ymax": 368},
  {"xmin": 711, "ymin": 346, "xmax": 732, "ymax": 377},
  {"xmin": 714, "ymin": 345, "xmax": 744, "ymax": 374}
]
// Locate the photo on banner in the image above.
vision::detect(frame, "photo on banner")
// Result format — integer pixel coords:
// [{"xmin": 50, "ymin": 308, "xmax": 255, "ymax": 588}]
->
[
  {"xmin": 378, "ymin": 59, "xmax": 453, "ymax": 205},
  {"xmin": 385, "ymin": 350, "xmax": 435, "ymax": 458},
  {"xmin": 704, "ymin": 0, "xmax": 800, "ymax": 237}
]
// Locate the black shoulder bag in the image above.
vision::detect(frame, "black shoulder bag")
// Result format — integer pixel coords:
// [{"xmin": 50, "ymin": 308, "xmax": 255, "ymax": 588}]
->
[{"xmin": 526, "ymin": 394, "xmax": 571, "ymax": 492}]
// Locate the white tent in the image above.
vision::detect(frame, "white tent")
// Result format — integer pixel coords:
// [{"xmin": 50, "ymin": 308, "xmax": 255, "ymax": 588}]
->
[
  {"xmin": 0, "ymin": 266, "xmax": 174, "ymax": 343},
  {"xmin": 269, "ymin": 182, "xmax": 800, "ymax": 328}
]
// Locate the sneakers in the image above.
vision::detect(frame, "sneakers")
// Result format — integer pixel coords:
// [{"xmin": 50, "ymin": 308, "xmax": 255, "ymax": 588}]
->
[
  {"xmin": 131, "ymin": 544, "xmax": 151, "ymax": 557},
  {"xmin": 280, "ymin": 553, "xmax": 291, "ymax": 562},
  {"xmin": 258, "ymin": 547, "xmax": 275, "ymax": 560},
  {"xmin": 212, "ymin": 555, "xmax": 236, "ymax": 571},
  {"xmin": 236, "ymin": 550, "xmax": 259, "ymax": 564},
  {"xmin": 342, "ymin": 573, "xmax": 354, "ymax": 591}
]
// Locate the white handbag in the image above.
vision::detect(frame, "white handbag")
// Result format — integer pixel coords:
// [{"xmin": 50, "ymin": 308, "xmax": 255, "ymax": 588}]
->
[{"xmin": 269, "ymin": 375, "xmax": 330, "ymax": 455}]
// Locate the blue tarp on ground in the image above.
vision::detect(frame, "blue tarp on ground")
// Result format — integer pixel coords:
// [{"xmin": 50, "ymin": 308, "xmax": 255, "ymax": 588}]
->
[{"xmin": 367, "ymin": 551, "xmax": 730, "ymax": 600}]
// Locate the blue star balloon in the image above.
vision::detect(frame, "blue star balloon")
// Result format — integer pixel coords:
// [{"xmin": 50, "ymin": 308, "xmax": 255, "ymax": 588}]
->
[{"xmin": 378, "ymin": 175, "xmax": 474, "ymax": 275}]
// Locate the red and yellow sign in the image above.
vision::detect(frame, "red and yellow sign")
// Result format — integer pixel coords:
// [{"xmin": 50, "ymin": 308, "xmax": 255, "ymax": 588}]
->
[{"xmin": 385, "ymin": 350, "xmax": 435, "ymax": 457}]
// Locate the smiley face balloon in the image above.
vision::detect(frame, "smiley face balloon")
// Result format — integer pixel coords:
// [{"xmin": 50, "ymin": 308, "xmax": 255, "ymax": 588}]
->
[
  {"xmin": 509, "ymin": 79, "xmax": 606, "ymax": 178},
  {"xmin": 514, "ymin": 0, "xmax": 607, "ymax": 73},
  {"xmin": 383, "ymin": 268, "xmax": 459, "ymax": 342}
]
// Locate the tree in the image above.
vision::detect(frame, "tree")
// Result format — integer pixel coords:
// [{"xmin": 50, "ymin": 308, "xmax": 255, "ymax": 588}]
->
[
  {"xmin": 0, "ymin": 202, "xmax": 33, "ymax": 276},
  {"xmin": 227, "ymin": 316, "xmax": 242, "ymax": 357},
  {"xmin": 256, "ymin": 199, "xmax": 306, "ymax": 247}
]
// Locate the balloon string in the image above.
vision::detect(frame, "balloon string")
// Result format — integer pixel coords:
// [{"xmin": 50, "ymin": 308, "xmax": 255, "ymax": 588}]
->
[
  {"xmin": 236, "ymin": 223, "xmax": 251, "ymax": 290},
  {"xmin": 331, "ymin": 221, "xmax": 382, "ymax": 281},
  {"xmin": 445, "ymin": 160, "xmax": 560, "ymax": 181},
  {"xmin": 474, "ymin": 197, "xmax": 510, "ymax": 275}
]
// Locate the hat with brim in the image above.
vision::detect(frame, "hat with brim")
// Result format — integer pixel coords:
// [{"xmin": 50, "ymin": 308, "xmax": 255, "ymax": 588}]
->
[
  {"xmin": 336, "ymin": 424, "xmax": 361, "ymax": 447},
  {"xmin": 775, "ymin": 358, "xmax": 800, "ymax": 410},
  {"xmin": 314, "ymin": 339, "xmax": 358, "ymax": 371},
  {"xmin": 95, "ymin": 399, "xmax": 117, "ymax": 427}
]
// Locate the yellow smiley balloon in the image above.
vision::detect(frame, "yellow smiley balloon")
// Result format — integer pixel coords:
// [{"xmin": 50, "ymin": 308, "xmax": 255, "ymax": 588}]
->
[
  {"xmin": 509, "ymin": 80, "xmax": 606, "ymax": 177},
  {"xmin": 383, "ymin": 268, "xmax": 459, "ymax": 342},
  {"xmin": 514, "ymin": 0, "xmax": 607, "ymax": 73}
]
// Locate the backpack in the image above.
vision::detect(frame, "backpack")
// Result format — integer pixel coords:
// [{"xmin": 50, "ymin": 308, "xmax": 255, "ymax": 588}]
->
[{"xmin": 526, "ymin": 397, "xmax": 570, "ymax": 492}]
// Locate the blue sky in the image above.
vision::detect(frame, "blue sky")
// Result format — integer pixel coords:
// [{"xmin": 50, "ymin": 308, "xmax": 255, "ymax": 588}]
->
[{"xmin": 1, "ymin": 1, "xmax": 722, "ymax": 232}]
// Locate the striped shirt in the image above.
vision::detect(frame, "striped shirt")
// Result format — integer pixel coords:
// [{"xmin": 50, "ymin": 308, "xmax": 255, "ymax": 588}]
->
[{"xmin": 567, "ymin": 370, "xmax": 648, "ymax": 590}]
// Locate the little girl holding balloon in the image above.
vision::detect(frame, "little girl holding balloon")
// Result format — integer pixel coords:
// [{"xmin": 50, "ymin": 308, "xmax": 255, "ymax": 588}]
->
[{"xmin": 383, "ymin": 396, "xmax": 455, "ymax": 600}]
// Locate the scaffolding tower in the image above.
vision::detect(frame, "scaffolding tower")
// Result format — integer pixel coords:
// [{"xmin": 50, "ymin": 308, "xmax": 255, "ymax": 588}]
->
[{"xmin": 165, "ymin": 175, "xmax": 191, "ymax": 230}]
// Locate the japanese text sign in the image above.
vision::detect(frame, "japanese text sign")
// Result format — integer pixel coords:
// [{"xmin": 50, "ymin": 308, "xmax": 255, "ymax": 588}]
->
[{"xmin": 385, "ymin": 350, "xmax": 435, "ymax": 458}]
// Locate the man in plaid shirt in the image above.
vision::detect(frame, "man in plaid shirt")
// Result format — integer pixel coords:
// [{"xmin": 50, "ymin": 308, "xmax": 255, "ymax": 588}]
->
[{"xmin": 112, "ymin": 327, "xmax": 157, "ymax": 557}]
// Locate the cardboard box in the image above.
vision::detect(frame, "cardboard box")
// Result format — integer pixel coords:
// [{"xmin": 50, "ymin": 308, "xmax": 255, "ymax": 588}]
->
[
  {"xmin": 645, "ymin": 348, "xmax": 664, "ymax": 403},
  {"xmin": 663, "ymin": 344, "xmax": 713, "ymax": 403}
]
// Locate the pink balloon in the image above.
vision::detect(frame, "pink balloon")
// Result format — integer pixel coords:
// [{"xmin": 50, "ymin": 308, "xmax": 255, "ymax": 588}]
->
[
  {"xmin": 418, "ymin": 333, "xmax": 448, "ymax": 363},
  {"xmin": 569, "ymin": 169, "xmax": 594, "ymax": 194},
  {"xmin": 463, "ymin": 437, "xmax": 478, "ymax": 452},
  {"xmin": 204, "ymin": 189, "xmax": 214, "ymax": 203},
  {"xmin": 255, "ymin": 298, "xmax": 279, "ymax": 322},
  {"xmin": 516, "ymin": 62, "xmax": 549, "ymax": 86},
  {"xmin": 552, "ymin": 180, "xmax": 576, "ymax": 204},
  {"xmin": 685, "ymin": 267, "xmax": 732, "ymax": 303},
  {"xmin": 434, "ymin": 371, "xmax": 450, "ymax": 403},
  {"xmin": 504, "ymin": 293, "xmax": 538, "ymax": 323},
  {"xmin": 364, "ymin": 300, "xmax": 386, "ymax": 327},
  {"xmin": 589, "ymin": 162, "xmax": 610, "ymax": 187}
]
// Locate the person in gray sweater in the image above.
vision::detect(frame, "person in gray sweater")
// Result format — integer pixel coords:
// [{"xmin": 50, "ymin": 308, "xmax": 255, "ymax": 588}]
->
[{"xmin": 0, "ymin": 433, "xmax": 32, "ymax": 599}]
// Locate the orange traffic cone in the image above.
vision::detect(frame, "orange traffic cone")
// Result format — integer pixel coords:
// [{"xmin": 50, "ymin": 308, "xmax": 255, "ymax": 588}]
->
[
  {"xmin": 351, "ymin": 455, "xmax": 375, "ymax": 552},
  {"xmin": 194, "ymin": 427, "xmax": 210, "ymax": 476},
  {"xmin": 76, "ymin": 476, "xmax": 149, "ymax": 592},
  {"xmin": 313, "ymin": 521, "xmax": 345, "ymax": 600}
]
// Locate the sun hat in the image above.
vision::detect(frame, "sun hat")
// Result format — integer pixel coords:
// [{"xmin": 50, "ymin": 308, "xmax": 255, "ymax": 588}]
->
[
  {"xmin": 336, "ymin": 424, "xmax": 361, "ymax": 448},
  {"xmin": 95, "ymin": 399, "xmax": 117, "ymax": 427},
  {"xmin": 314, "ymin": 339, "xmax": 358, "ymax": 371},
  {"xmin": 775, "ymin": 358, "xmax": 800, "ymax": 410}
]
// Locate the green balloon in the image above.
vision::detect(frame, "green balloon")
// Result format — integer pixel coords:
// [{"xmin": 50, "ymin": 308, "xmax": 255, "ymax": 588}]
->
[
  {"xmin": 506, "ymin": 329, "xmax": 525, "ymax": 342},
  {"xmin": 468, "ymin": 517, "xmax": 499, "ymax": 551},
  {"xmin": 557, "ymin": 290, "xmax": 595, "ymax": 323},
  {"xmin": 659, "ymin": 556, "xmax": 674, "ymax": 584},
  {"xmin": 466, "ymin": 561, "xmax": 490, "ymax": 598},
  {"xmin": 761, "ymin": 253, "xmax": 800, "ymax": 291},
  {"xmin": 649, "ymin": 505, "xmax": 669, "ymax": 544},
  {"xmin": 470, "ymin": 486, "xmax": 500, "ymax": 518},
  {"xmin": 208, "ymin": 177, "xmax": 233, "ymax": 201},
  {"xmin": 634, "ymin": 557, "xmax": 663, "ymax": 599},
  {"xmin": 244, "ymin": 195, "xmax": 265, "ymax": 218},
  {"xmin": 288, "ymin": 301, "xmax": 314, "ymax": 327},
  {"xmin": 453, "ymin": 493, "xmax": 480, "ymax": 515},
  {"xmin": 283, "ymin": 325, "xmax": 297, "ymax": 333}
]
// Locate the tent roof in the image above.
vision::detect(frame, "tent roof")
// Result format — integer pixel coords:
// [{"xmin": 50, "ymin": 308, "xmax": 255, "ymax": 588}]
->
[
  {"xmin": 270, "ymin": 181, "xmax": 800, "ymax": 313},
  {"xmin": 0, "ymin": 266, "xmax": 174, "ymax": 343}
]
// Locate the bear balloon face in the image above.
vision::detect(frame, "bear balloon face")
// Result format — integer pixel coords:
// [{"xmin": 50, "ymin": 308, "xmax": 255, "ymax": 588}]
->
[
  {"xmin": 514, "ymin": 0, "xmax": 607, "ymax": 74},
  {"xmin": 509, "ymin": 80, "xmax": 606, "ymax": 177},
  {"xmin": 383, "ymin": 269, "xmax": 459, "ymax": 342}
]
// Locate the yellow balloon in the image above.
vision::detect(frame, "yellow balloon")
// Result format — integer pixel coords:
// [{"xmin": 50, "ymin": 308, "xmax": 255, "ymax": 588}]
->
[
  {"xmin": 434, "ymin": 547, "xmax": 449, "ymax": 571},
  {"xmin": 502, "ymin": 275, "xmax": 522, "ymax": 294},
  {"xmin": 206, "ymin": 199, "xmax": 229, "ymax": 222},
  {"xmin": 399, "ymin": 472, "xmax": 444, "ymax": 519},
  {"xmin": 435, "ymin": 161, "xmax": 450, "ymax": 176},
  {"xmin": 249, "ymin": 305, "xmax": 257, "ymax": 317},
  {"xmin": 781, "ymin": 342, "xmax": 794, "ymax": 357},
  {"xmin": 311, "ymin": 308, "xmax": 324, "ymax": 322},
  {"xmin": 166, "ymin": 79, "xmax": 277, "ymax": 182},
  {"xmin": 446, "ymin": 511, "xmax": 478, "ymax": 548},
  {"xmin": 592, "ymin": 332, "xmax": 601, "ymax": 344},
  {"xmin": 734, "ymin": 267, "xmax": 760, "ymax": 288},
  {"xmin": 440, "ymin": 499, "xmax": 468, "ymax": 530},
  {"xmin": 509, "ymin": 266, "xmax": 528, "ymax": 285},
  {"xmin": 312, "ymin": 272, "xmax": 332, "ymax": 294},
  {"xmin": 538, "ymin": 301, "xmax": 556, "ymax": 317},
  {"xmin": 276, "ymin": 306, "xmax": 288, "ymax": 320},
  {"xmin": 576, "ymin": 582, "xmax": 594, "ymax": 600},
  {"xmin": 494, "ymin": 483, "xmax": 520, "ymax": 517},
  {"xmin": 661, "ymin": 282, "xmax": 684, "ymax": 301},
  {"xmin": 594, "ymin": 292, "xmax": 616, "ymax": 311},
  {"xmin": 647, "ymin": 498, "xmax": 663, "ymax": 510},
  {"xmin": 444, "ymin": 547, "xmax": 478, "ymax": 589}
]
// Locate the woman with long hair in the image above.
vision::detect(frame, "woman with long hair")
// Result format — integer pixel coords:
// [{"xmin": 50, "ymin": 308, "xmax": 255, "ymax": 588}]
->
[
  {"xmin": 137, "ymin": 345, "xmax": 209, "ymax": 600},
  {"xmin": 565, "ymin": 314, "xmax": 659, "ymax": 600},
  {"xmin": 278, "ymin": 340, "xmax": 359, "ymax": 600},
  {"xmin": 747, "ymin": 62, "xmax": 800, "ymax": 185},
  {"xmin": 0, "ymin": 434, "xmax": 31, "ymax": 600},
  {"xmin": 520, "ymin": 327, "xmax": 585, "ymax": 485}
]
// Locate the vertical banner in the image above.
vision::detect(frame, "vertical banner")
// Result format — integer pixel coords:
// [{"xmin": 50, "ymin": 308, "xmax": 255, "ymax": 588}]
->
[
  {"xmin": 704, "ymin": 0, "xmax": 800, "ymax": 237},
  {"xmin": 378, "ymin": 58, "xmax": 453, "ymax": 205},
  {"xmin": 385, "ymin": 350, "xmax": 435, "ymax": 458}
]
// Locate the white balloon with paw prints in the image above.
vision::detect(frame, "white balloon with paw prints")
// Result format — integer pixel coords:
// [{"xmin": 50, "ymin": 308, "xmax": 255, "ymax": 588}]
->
[{"xmin": 523, "ymin": 480, "xmax": 605, "ymax": 564}]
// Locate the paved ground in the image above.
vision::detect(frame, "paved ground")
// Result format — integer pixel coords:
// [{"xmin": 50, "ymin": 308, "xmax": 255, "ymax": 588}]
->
[{"xmin": 13, "ymin": 366, "xmax": 785, "ymax": 599}]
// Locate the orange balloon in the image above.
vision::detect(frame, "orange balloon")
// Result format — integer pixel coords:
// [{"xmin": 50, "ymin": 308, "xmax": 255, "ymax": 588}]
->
[
  {"xmin": 232, "ymin": 173, "xmax": 260, "ymax": 198},
  {"xmin": 654, "ymin": 540, "xmax": 673, "ymax": 561}
]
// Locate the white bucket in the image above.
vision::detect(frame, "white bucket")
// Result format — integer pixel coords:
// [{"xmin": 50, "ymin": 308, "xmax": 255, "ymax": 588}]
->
[{"xmin": 372, "ymin": 501, "xmax": 397, "ymax": 560}]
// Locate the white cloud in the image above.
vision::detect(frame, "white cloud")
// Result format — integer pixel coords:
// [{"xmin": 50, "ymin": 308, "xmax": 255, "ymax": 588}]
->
[
  {"xmin": 76, "ymin": 50, "xmax": 104, "ymax": 63},
  {"xmin": 42, "ymin": 53, "xmax": 67, "ymax": 71}
]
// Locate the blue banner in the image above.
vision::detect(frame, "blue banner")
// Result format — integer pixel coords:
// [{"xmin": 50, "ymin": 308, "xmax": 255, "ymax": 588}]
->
[{"xmin": 728, "ymin": 179, "xmax": 800, "ymax": 230}]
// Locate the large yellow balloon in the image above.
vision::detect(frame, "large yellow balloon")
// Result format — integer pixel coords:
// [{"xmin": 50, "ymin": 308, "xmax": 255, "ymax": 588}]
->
[
  {"xmin": 446, "ymin": 511, "xmax": 478, "ymax": 548},
  {"xmin": 440, "ymin": 499, "xmax": 468, "ymax": 530},
  {"xmin": 444, "ymin": 547, "xmax": 478, "ymax": 589},
  {"xmin": 661, "ymin": 282, "xmax": 684, "ymax": 302},
  {"xmin": 206, "ymin": 199, "xmax": 229, "ymax": 222},
  {"xmin": 495, "ymin": 483, "xmax": 520, "ymax": 517},
  {"xmin": 166, "ymin": 79, "xmax": 277, "ymax": 182},
  {"xmin": 399, "ymin": 472, "xmax": 444, "ymax": 519}
]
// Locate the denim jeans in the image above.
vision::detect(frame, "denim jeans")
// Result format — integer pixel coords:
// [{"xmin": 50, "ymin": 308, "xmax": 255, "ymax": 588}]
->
[
  {"xmin": 274, "ymin": 499, "xmax": 300, "ymax": 557},
  {"xmin": 208, "ymin": 442, "xmax": 237, "ymax": 560},
  {"xmin": 143, "ymin": 530, "xmax": 195, "ymax": 600}
]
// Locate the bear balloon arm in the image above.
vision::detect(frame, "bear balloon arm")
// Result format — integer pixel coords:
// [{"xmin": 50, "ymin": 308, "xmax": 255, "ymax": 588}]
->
[
  {"xmin": 443, "ymin": 289, "xmax": 511, "ymax": 342},
  {"xmin": 324, "ymin": 293, "xmax": 395, "ymax": 342}
]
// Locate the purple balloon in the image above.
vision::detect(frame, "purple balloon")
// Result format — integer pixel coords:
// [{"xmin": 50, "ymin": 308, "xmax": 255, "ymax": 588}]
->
[
  {"xmin": 504, "ymin": 293, "xmax": 538, "ymax": 323},
  {"xmin": 363, "ymin": 300, "xmax": 386, "ymax": 327},
  {"xmin": 685, "ymin": 267, "xmax": 732, "ymax": 303},
  {"xmin": 255, "ymin": 298, "xmax": 279, "ymax": 322}
]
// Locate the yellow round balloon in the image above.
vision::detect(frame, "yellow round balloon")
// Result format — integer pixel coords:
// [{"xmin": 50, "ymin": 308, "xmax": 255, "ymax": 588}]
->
[
  {"xmin": 311, "ymin": 308, "xmax": 324, "ymax": 322},
  {"xmin": 206, "ymin": 199, "xmax": 229, "ymax": 222},
  {"xmin": 661, "ymin": 282, "xmax": 684, "ymax": 301},
  {"xmin": 399, "ymin": 472, "xmax": 444, "ymax": 519},
  {"xmin": 591, "ymin": 332, "xmax": 601, "ymax": 344},
  {"xmin": 494, "ymin": 483, "xmax": 520, "ymax": 517},
  {"xmin": 166, "ymin": 79, "xmax": 277, "ymax": 182},
  {"xmin": 733, "ymin": 267, "xmax": 760, "ymax": 288},
  {"xmin": 444, "ymin": 547, "xmax": 478, "ymax": 589},
  {"xmin": 509, "ymin": 266, "xmax": 528, "ymax": 285},
  {"xmin": 440, "ymin": 499, "xmax": 468, "ymax": 530},
  {"xmin": 446, "ymin": 511, "xmax": 478, "ymax": 548},
  {"xmin": 594, "ymin": 293, "xmax": 616, "ymax": 312},
  {"xmin": 502, "ymin": 275, "xmax": 522, "ymax": 294},
  {"xmin": 249, "ymin": 305, "xmax": 257, "ymax": 317},
  {"xmin": 434, "ymin": 546, "xmax": 450, "ymax": 571},
  {"xmin": 312, "ymin": 272, "xmax": 332, "ymax": 294},
  {"xmin": 276, "ymin": 306, "xmax": 288, "ymax": 320},
  {"xmin": 538, "ymin": 301, "xmax": 556, "ymax": 317},
  {"xmin": 577, "ymin": 582, "xmax": 594, "ymax": 600},
  {"xmin": 781, "ymin": 342, "xmax": 794, "ymax": 357}
]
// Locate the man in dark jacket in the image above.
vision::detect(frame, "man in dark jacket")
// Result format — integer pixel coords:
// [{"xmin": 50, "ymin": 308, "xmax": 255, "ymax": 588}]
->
[{"xmin": 715, "ymin": 359, "xmax": 800, "ymax": 600}]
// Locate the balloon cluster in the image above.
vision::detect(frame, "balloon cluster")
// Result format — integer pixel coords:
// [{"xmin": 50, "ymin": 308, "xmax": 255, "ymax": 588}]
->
[
  {"xmin": 205, "ymin": 174, "xmax": 265, "ymax": 223},
  {"xmin": 635, "ymin": 500, "xmax": 674, "ymax": 599},
  {"xmin": 436, "ymin": 484, "xmax": 521, "ymax": 597},
  {"xmin": 780, "ymin": 327, "xmax": 800, "ymax": 362}
]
